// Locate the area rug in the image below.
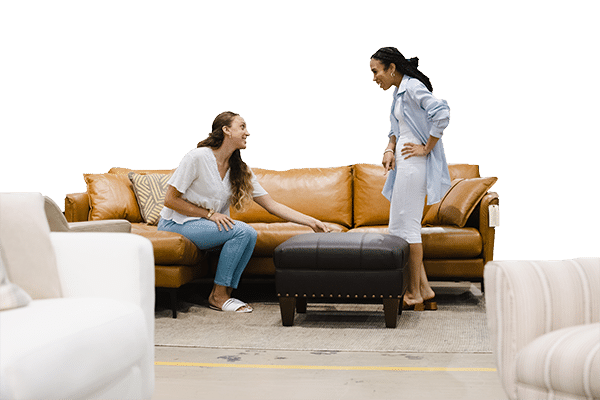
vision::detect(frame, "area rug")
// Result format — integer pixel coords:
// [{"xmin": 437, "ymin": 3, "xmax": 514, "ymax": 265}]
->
[{"xmin": 154, "ymin": 283, "xmax": 491, "ymax": 353}]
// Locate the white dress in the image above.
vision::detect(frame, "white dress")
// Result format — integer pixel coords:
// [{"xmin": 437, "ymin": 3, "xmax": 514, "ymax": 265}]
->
[{"xmin": 388, "ymin": 101, "xmax": 427, "ymax": 244}]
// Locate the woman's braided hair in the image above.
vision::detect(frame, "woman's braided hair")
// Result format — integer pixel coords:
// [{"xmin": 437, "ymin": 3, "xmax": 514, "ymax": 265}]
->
[
  {"xmin": 197, "ymin": 111, "xmax": 254, "ymax": 212},
  {"xmin": 371, "ymin": 47, "xmax": 433, "ymax": 92}
]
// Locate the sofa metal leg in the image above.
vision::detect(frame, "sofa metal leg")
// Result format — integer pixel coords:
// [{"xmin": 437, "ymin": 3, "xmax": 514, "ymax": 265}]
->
[
  {"xmin": 383, "ymin": 298, "xmax": 399, "ymax": 328},
  {"xmin": 169, "ymin": 288, "xmax": 178, "ymax": 319},
  {"xmin": 279, "ymin": 297, "xmax": 296, "ymax": 326},
  {"xmin": 296, "ymin": 297, "xmax": 307, "ymax": 313}
]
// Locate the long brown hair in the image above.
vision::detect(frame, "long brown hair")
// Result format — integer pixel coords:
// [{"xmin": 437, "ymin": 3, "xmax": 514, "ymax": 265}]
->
[{"xmin": 197, "ymin": 111, "xmax": 254, "ymax": 212}]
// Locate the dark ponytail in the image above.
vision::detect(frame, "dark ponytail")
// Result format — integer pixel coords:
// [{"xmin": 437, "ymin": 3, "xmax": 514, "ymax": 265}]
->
[{"xmin": 371, "ymin": 47, "xmax": 433, "ymax": 92}]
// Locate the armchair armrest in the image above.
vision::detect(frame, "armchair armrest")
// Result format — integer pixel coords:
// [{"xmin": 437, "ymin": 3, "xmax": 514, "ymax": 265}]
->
[
  {"xmin": 479, "ymin": 192, "xmax": 499, "ymax": 265},
  {"xmin": 50, "ymin": 232, "xmax": 155, "ymax": 337},
  {"xmin": 65, "ymin": 192, "xmax": 90, "ymax": 222},
  {"xmin": 484, "ymin": 258, "xmax": 600, "ymax": 399},
  {"xmin": 68, "ymin": 220, "xmax": 131, "ymax": 233}
]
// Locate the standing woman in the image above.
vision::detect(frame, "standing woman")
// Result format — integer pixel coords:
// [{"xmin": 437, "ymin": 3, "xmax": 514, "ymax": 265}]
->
[
  {"xmin": 370, "ymin": 47, "xmax": 451, "ymax": 310},
  {"xmin": 158, "ymin": 111, "xmax": 329, "ymax": 313}
]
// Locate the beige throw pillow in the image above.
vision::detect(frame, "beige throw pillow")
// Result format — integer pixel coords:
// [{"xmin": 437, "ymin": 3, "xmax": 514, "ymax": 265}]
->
[
  {"xmin": 128, "ymin": 172, "xmax": 172, "ymax": 225},
  {"xmin": 0, "ymin": 250, "xmax": 32, "ymax": 311}
]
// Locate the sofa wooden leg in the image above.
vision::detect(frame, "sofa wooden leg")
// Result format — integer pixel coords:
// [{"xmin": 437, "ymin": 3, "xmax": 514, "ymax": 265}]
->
[
  {"xmin": 296, "ymin": 297, "xmax": 307, "ymax": 313},
  {"xmin": 279, "ymin": 297, "xmax": 296, "ymax": 326},
  {"xmin": 383, "ymin": 298, "xmax": 399, "ymax": 328}
]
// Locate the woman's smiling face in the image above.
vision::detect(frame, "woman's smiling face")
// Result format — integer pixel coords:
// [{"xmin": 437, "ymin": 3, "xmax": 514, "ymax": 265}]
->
[
  {"xmin": 224, "ymin": 115, "xmax": 249, "ymax": 150},
  {"xmin": 370, "ymin": 58, "xmax": 396, "ymax": 91}
]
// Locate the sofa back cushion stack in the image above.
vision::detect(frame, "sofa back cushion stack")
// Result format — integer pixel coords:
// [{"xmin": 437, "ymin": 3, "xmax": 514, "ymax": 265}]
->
[
  {"xmin": 84, "ymin": 168, "xmax": 174, "ymax": 223},
  {"xmin": 231, "ymin": 166, "xmax": 354, "ymax": 228}
]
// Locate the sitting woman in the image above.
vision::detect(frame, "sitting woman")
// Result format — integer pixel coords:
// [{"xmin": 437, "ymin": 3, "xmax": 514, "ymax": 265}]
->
[{"xmin": 158, "ymin": 111, "xmax": 329, "ymax": 313}]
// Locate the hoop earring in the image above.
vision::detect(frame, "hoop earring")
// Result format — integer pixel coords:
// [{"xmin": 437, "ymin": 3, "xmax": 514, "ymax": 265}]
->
[{"xmin": 391, "ymin": 72, "xmax": 395, "ymax": 77}]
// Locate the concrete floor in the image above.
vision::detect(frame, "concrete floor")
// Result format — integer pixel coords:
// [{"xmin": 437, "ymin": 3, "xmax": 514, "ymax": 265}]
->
[
  {"xmin": 152, "ymin": 346, "xmax": 507, "ymax": 400},
  {"xmin": 151, "ymin": 280, "xmax": 508, "ymax": 400}
]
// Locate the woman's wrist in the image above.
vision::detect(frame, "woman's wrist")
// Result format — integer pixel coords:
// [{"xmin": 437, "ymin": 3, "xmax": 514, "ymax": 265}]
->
[{"xmin": 384, "ymin": 149, "xmax": 395, "ymax": 155}]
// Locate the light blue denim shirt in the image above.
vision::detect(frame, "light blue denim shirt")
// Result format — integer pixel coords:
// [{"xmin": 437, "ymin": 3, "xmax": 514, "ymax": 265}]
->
[{"xmin": 382, "ymin": 75, "xmax": 451, "ymax": 205}]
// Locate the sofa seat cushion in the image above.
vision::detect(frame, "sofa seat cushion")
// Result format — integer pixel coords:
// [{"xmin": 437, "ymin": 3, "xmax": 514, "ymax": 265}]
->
[
  {"xmin": 0, "ymin": 297, "xmax": 148, "ymax": 400},
  {"xmin": 131, "ymin": 223, "xmax": 203, "ymax": 266},
  {"xmin": 515, "ymin": 323, "xmax": 600, "ymax": 399},
  {"xmin": 250, "ymin": 222, "xmax": 347, "ymax": 257},
  {"xmin": 349, "ymin": 226, "xmax": 482, "ymax": 259}
]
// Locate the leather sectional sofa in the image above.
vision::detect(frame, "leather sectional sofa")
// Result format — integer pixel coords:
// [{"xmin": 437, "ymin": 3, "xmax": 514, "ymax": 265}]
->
[{"xmin": 65, "ymin": 163, "xmax": 498, "ymax": 316}]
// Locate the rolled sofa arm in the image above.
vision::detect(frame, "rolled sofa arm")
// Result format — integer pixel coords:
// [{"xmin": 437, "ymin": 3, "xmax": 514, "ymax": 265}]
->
[
  {"xmin": 50, "ymin": 232, "xmax": 155, "ymax": 329},
  {"xmin": 484, "ymin": 258, "xmax": 600, "ymax": 399},
  {"xmin": 479, "ymin": 192, "xmax": 499, "ymax": 265},
  {"xmin": 65, "ymin": 192, "xmax": 90, "ymax": 222}
]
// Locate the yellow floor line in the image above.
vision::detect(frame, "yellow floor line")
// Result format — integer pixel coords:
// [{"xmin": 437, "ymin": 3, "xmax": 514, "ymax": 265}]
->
[{"xmin": 155, "ymin": 361, "xmax": 496, "ymax": 372}]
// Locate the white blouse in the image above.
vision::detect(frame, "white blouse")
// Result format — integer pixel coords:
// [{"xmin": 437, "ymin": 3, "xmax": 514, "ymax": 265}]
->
[{"xmin": 160, "ymin": 147, "xmax": 267, "ymax": 224}]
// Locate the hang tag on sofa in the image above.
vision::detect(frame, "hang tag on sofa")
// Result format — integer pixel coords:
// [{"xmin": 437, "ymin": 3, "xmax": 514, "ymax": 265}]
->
[{"xmin": 489, "ymin": 204, "xmax": 500, "ymax": 227}]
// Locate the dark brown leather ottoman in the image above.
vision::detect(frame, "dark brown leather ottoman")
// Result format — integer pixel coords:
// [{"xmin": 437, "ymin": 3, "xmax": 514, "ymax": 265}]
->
[{"xmin": 273, "ymin": 232, "xmax": 409, "ymax": 328}]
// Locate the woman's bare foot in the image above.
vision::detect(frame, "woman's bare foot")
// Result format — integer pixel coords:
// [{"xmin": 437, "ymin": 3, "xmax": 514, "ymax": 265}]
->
[
  {"xmin": 208, "ymin": 284, "xmax": 251, "ymax": 312},
  {"xmin": 403, "ymin": 292, "xmax": 424, "ymax": 307},
  {"xmin": 421, "ymin": 286, "xmax": 436, "ymax": 302}
]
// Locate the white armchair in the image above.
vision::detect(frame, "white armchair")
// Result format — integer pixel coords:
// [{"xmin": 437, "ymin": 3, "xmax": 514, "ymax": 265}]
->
[
  {"xmin": 485, "ymin": 258, "xmax": 600, "ymax": 400},
  {"xmin": 0, "ymin": 193, "xmax": 155, "ymax": 400}
]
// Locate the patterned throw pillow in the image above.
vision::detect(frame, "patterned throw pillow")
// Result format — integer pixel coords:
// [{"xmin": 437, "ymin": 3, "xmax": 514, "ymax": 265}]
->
[
  {"xmin": 128, "ymin": 172, "xmax": 172, "ymax": 225},
  {"xmin": 0, "ymin": 252, "xmax": 32, "ymax": 311}
]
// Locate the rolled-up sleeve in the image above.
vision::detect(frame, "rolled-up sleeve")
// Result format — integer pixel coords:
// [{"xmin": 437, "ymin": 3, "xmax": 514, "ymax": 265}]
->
[{"xmin": 408, "ymin": 80, "xmax": 450, "ymax": 138}]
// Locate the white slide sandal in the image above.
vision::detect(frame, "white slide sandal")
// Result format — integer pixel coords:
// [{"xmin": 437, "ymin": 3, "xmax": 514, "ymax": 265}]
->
[{"xmin": 210, "ymin": 298, "xmax": 253, "ymax": 313}]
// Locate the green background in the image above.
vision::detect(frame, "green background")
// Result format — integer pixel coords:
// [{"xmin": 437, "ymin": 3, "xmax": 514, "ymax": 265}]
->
[{"xmin": 0, "ymin": 1, "xmax": 599, "ymax": 259}]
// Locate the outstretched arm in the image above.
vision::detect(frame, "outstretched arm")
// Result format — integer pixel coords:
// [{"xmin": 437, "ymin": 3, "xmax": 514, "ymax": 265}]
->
[{"xmin": 253, "ymin": 194, "xmax": 330, "ymax": 233}]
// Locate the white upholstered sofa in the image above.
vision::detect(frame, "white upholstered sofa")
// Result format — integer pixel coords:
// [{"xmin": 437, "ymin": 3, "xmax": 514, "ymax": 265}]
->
[
  {"xmin": 0, "ymin": 193, "xmax": 155, "ymax": 400},
  {"xmin": 485, "ymin": 258, "xmax": 600, "ymax": 400}
]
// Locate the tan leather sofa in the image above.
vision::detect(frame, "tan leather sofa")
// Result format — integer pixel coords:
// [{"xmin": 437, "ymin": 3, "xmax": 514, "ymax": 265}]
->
[{"xmin": 65, "ymin": 163, "xmax": 498, "ymax": 315}]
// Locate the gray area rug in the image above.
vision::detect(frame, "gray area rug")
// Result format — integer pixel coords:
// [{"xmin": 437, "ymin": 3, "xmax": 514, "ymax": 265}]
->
[{"xmin": 155, "ymin": 282, "xmax": 491, "ymax": 353}]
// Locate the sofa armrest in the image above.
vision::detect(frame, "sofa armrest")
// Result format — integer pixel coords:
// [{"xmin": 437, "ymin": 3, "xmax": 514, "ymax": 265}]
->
[
  {"xmin": 484, "ymin": 258, "xmax": 600, "ymax": 399},
  {"xmin": 65, "ymin": 192, "xmax": 90, "ymax": 222},
  {"xmin": 68, "ymin": 220, "xmax": 132, "ymax": 233},
  {"xmin": 479, "ymin": 192, "xmax": 499, "ymax": 264},
  {"xmin": 50, "ymin": 232, "xmax": 155, "ymax": 337}
]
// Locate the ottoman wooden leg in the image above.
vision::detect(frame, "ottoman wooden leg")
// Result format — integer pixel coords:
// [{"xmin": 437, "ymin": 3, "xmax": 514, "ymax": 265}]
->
[
  {"xmin": 279, "ymin": 297, "xmax": 296, "ymax": 326},
  {"xmin": 383, "ymin": 298, "xmax": 400, "ymax": 328},
  {"xmin": 296, "ymin": 297, "xmax": 307, "ymax": 313}
]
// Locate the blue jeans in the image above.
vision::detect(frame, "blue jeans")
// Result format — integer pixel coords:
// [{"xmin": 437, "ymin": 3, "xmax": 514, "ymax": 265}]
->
[{"xmin": 157, "ymin": 218, "xmax": 257, "ymax": 289}]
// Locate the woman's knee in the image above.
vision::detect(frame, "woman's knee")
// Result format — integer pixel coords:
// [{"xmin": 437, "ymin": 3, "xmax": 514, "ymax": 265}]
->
[{"xmin": 234, "ymin": 221, "xmax": 257, "ymax": 241}]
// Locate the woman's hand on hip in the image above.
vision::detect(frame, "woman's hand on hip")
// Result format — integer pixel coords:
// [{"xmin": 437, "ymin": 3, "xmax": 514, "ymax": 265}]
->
[
  {"xmin": 382, "ymin": 151, "xmax": 395, "ymax": 175},
  {"xmin": 401, "ymin": 142, "xmax": 428, "ymax": 159},
  {"xmin": 209, "ymin": 213, "xmax": 235, "ymax": 232}
]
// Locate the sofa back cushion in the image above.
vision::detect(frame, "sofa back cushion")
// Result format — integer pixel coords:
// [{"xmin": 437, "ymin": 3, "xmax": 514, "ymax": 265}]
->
[
  {"xmin": 84, "ymin": 174, "xmax": 144, "ymax": 222},
  {"xmin": 353, "ymin": 163, "xmax": 483, "ymax": 228},
  {"xmin": 353, "ymin": 164, "xmax": 390, "ymax": 227},
  {"xmin": 231, "ymin": 166, "xmax": 353, "ymax": 228},
  {"xmin": 0, "ymin": 193, "xmax": 63, "ymax": 299}
]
